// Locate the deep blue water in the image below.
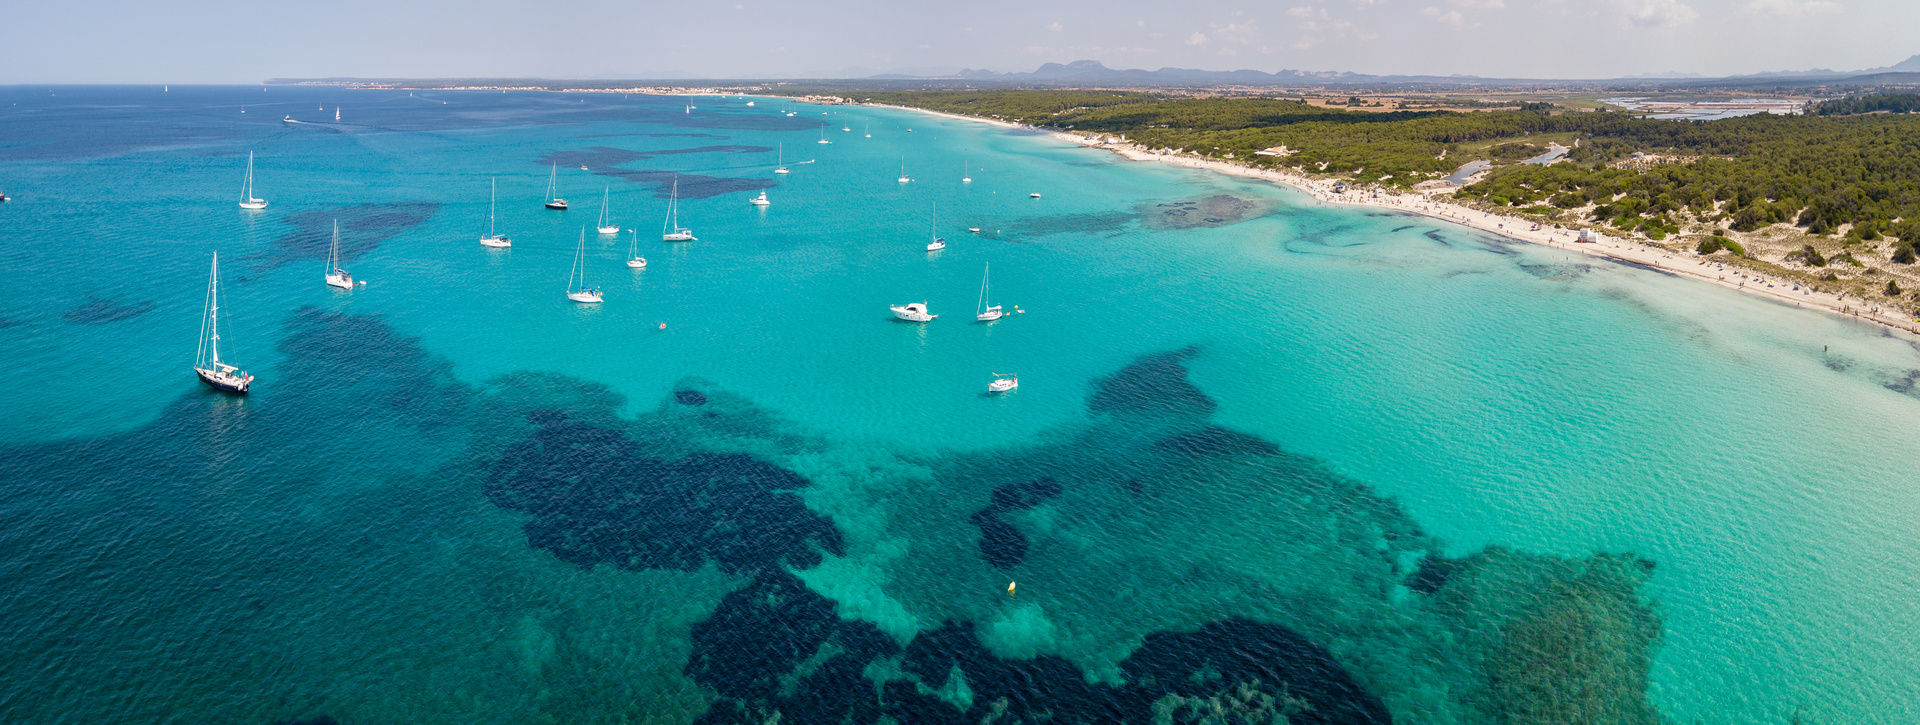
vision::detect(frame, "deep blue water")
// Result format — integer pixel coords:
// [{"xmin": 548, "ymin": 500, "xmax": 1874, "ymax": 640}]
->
[{"xmin": 2, "ymin": 85, "xmax": 1918, "ymax": 724}]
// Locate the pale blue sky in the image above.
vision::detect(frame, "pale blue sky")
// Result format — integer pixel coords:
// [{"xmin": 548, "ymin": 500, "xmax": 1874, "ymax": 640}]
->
[{"xmin": 1, "ymin": 0, "xmax": 1913, "ymax": 82}]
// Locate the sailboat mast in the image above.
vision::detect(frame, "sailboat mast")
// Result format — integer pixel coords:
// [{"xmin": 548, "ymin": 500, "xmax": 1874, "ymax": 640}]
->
[
  {"xmin": 978, "ymin": 263, "xmax": 990, "ymax": 315},
  {"xmin": 242, "ymin": 152, "xmax": 253, "ymax": 201},
  {"xmin": 489, "ymin": 178, "xmax": 497, "ymax": 237},
  {"xmin": 328, "ymin": 220, "xmax": 339, "ymax": 273},
  {"xmin": 207, "ymin": 252, "xmax": 222, "ymax": 366}
]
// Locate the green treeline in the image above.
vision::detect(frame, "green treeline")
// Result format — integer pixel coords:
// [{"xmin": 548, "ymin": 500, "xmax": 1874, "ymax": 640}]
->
[
  {"xmin": 855, "ymin": 90, "xmax": 1920, "ymax": 256},
  {"xmin": 1809, "ymin": 93, "xmax": 1920, "ymax": 116}
]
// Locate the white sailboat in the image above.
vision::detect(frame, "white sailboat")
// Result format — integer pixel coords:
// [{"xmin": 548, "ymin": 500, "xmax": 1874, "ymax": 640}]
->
[
  {"xmin": 238, "ymin": 151, "xmax": 268, "ymax": 209},
  {"xmin": 842, "ymin": 123, "xmax": 850, "ymax": 132},
  {"xmin": 864, "ymin": 123, "xmax": 871, "ymax": 138},
  {"xmin": 890, "ymin": 302, "xmax": 935, "ymax": 322},
  {"xmin": 194, "ymin": 251, "xmax": 253, "ymax": 394},
  {"xmin": 596, "ymin": 186, "xmax": 620, "ymax": 234},
  {"xmin": 566, "ymin": 228, "xmax": 602, "ymax": 303},
  {"xmin": 817, "ymin": 124, "xmax": 831, "ymax": 145},
  {"xmin": 774, "ymin": 143, "xmax": 790, "ymax": 175},
  {"xmin": 544, "ymin": 163, "xmax": 568, "ymax": 209},
  {"xmin": 963, "ymin": 160, "xmax": 972, "ymax": 183},
  {"xmin": 627, "ymin": 230, "xmax": 647, "ymax": 269},
  {"xmin": 335, "ymin": 107, "xmax": 340, "ymax": 121},
  {"xmin": 748, "ymin": 190, "xmax": 770, "ymax": 206},
  {"xmin": 926, "ymin": 202, "xmax": 945, "ymax": 251},
  {"xmin": 662, "ymin": 177, "xmax": 696, "ymax": 241},
  {"xmin": 976, "ymin": 263, "xmax": 1003, "ymax": 321},
  {"xmin": 898, "ymin": 157, "xmax": 911, "ymax": 184},
  {"xmin": 481, "ymin": 178, "xmax": 511, "ymax": 247},
  {"xmin": 325, "ymin": 220, "xmax": 354, "ymax": 289}
]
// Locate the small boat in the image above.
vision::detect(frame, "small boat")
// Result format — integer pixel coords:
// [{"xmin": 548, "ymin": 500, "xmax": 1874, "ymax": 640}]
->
[
  {"xmin": 324, "ymin": 220, "xmax": 353, "ymax": 289},
  {"xmin": 544, "ymin": 163, "xmax": 568, "ymax": 210},
  {"xmin": 746, "ymin": 101, "xmax": 755, "ymax": 106},
  {"xmin": 566, "ymin": 228, "xmax": 602, "ymax": 304},
  {"xmin": 976, "ymin": 263, "xmax": 1002, "ymax": 321},
  {"xmin": 925, "ymin": 202, "xmax": 945, "ymax": 251},
  {"xmin": 481, "ymin": 178, "xmax": 511, "ymax": 247},
  {"xmin": 0, "ymin": 191, "xmax": 9, "ymax": 202},
  {"xmin": 580, "ymin": 165, "xmax": 589, "ymax": 171},
  {"xmin": 963, "ymin": 160, "xmax": 972, "ymax": 183},
  {"xmin": 237, "ymin": 151, "xmax": 268, "ymax": 210},
  {"xmin": 748, "ymin": 190, "xmax": 770, "ymax": 206},
  {"xmin": 334, "ymin": 107, "xmax": 340, "ymax": 121},
  {"xmin": 898, "ymin": 157, "xmax": 911, "ymax": 184},
  {"xmin": 775, "ymin": 142, "xmax": 790, "ymax": 175},
  {"xmin": 968, "ymin": 227, "xmax": 981, "ymax": 233},
  {"xmin": 662, "ymin": 177, "xmax": 696, "ymax": 241},
  {"xmin": 193, "ymin": 251, "xmax": 253, "ymax": 395},
  {"xmin": 596, "ymin": 186, "xmax": 620, "ymax": 234},
  {"xmin": 627, "ymin": 230, "xmax": 647, "ymax": 268},
  {"xmin": 1029, "ymin": 193, "xmax": 1041, "ymax": 199},
  {"xmin": 988, "ymin": 373, "xmax": 1018, "ymax": 393},
  {"xmin": 890, "ymin": 302, "xmax": 935, "ymax": 322},
  {"xmin": 842, "ymin": 125, "xmax": 850, "ymax": 132},
  {"xmin": 864, "ymin": 124, "xmax": 871, "ymax": 138},
  {"xmin": 817, "ymin": 125, "xmax": 831, "ymax": 145}
]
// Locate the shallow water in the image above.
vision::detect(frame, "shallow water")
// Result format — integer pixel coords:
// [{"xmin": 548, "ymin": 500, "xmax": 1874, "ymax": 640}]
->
[{"xmin": 1, "ymin": 86, "xmax": 1917, "ymax": 724}]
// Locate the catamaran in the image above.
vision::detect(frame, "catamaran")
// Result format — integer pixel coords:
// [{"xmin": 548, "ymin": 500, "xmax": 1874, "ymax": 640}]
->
[
  {"xmin": 662, "ymin": 177, "xmax": 696, "ymax": 241},
  {"xmin": 544, "ymin": 163, "xmax": 568, "ymax": 210},
  {"xmin": 566, "ymin": 228, "xmax": 602, "ymax": 303},
  {"xmin": 481, "ymin": 178, "xmax": 511, "ymax": 247},
  {"xmin": 596, "ymin": 186, "xmax": 620, "ymax": 234},
  {"xmin": 193, "ymin": 251, "xmax": 253, "ymax": 394},
  {"xmin": 774, "ymin": 143, "xmax": 790, "ymax": 175},
  {"xmin": 898, "ymin": 157, "xmax": 911, "ymax": 184},
  {"xmin": 890, "ymin": 302, "xmax": 935, "ymax": 322},
  {"xmin": 926, "ymin": 202, "xmax": 945, "ymax": 251},
  {"xmin": 976, "ymin": 263, "xmax": 1003, "ymax": 321},
  {"xmin": 325, "ymin": 220, "xmax": 353, "ymax": 289},
  {"xmin": 627, "ymin": 230, "xmax": 647, "ymax": 269},
  {"xmin": 238, "ymin": 151, "xmax": 268, "ymax": 210}
]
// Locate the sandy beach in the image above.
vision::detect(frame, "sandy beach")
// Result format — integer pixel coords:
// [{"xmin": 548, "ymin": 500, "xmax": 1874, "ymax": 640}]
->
[{"xmin": 856, "ymin": 98, "xmax": 1919, "ymax": 337}]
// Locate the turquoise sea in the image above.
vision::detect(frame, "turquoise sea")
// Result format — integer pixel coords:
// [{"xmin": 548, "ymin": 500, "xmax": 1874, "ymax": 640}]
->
[{"xmin": 1, "ymin": 86, "xmax": 1916, "ymax": 724}]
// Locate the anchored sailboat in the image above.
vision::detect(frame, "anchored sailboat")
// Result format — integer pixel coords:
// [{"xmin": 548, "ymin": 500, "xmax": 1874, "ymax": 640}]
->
[
  {"xmin": 596, "ymin": 186, "xmax": 620, "ymax": 234},
  {"xmin": 481, "ymin": 178, "xmax": 511, "ymax": 247},
  {"xmin": 963, "ymin": 160, "xmax": 972, "ymax": 183},
  {"xmin": 775, "ymin": 143, "xmax": 790, "ymax": 175},
  {"xmin": 325, "ymin": 220, "xmax": 353, "ymax": 289},
  {"xmin": 193, "ymin": 251, "xmax": 253, "ymax": 394},
  {"xmin": 926, "ymin": 202, "xmax": 945, "ymax": 251},
  {"xmin": 566, "ymin": 228, "xmax": 602, "ymax": 304},
  {"xmin": 898, "ymin": 157, "xmax": 911, "ymax": 184},
  {"xmin": 817, "ymin": 124, "xmax": 831, "ymax": 145},
  {"xmin": 544, "ymin": 163, "xmax": 568, "ymax": 210},
  {"xmin": 238, "ymin": 151, "xmax": 268, "ymax": 209},
  {"xmin": 662, "ymin": 177, "xmax": 696, "ymax": 241},
  {"xmin": 976, "ymin": 263, "xmax": 1003, "ymax": 321}
]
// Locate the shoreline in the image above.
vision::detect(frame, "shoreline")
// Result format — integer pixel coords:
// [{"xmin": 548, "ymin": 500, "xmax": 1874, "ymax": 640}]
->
[{"xmin": 867, "ymin": 101, "xmax": 1920, "ymax": 338}]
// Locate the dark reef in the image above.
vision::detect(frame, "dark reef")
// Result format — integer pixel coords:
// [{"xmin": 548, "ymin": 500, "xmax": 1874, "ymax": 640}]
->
[
  {"xmin": 1087, "ymin": 346, "xmax": 1216, "ymax": 418},
  {"xmin": 674, "ymin": 389, "xmax": 708, "ymax": 406},
  {"xmin": 62, "ymin": 297, "xmax": 156, "ymax": 324},
  {"xmin": 967, "ymin": 477, "xmax": 1065, "ymax": 569},
  {"xmin": 251, "ymin": 202, "xmax": 438, "ymax": 272}
]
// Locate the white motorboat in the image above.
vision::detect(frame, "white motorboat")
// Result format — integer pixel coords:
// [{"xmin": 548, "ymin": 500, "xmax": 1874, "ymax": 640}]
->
[
  {"xmin": 898, "ymin": 157, "xmax": 911, "ymax": 184},
  {"xmin": 193, "ymin": 251, "xmax": 253, "ymax": 394},
  {"xmin": 544, "ymin": 163, "xmax": 568, "ymax": 210},
  {"xmin": 662, "ymin": 177, "xmax": 696, "ymax": 241},
  {"xmin": 596, "ymin": 186, "xmax": 620, "ymax": 234},
  {"xmin": 774, "ymin": 142, "xmax": 790, "ymax": 175},
  {"xmin": 237, "ymin": 151, "xmax": 268, "ymax": 209},
  {"xmin": 748, "ymin": 190, "xmax": 770, "ymax": 206},
  {"xmin": 565, "ymin": 228, "xmax": 602, "ymax": 304},
  {"xmin": 1029, "ymin": 193, "xmax": 1042, "ymax": 199},
  {"xmin": 481, "ymin": 178, "xmax": 511, "ymax": 247},
  {"xmin": 627, "ymin": 230, "xmax": 647, "ymax": 268},
  {"xmin": 324, "ymin": 220, "xmax": 354, "ymax": 289},
  {"xmin": 746, "ymin": 101, "xmax": 755, "ymax": 106},
  {"xmin": 988, "ymin": 374, "xmax": 1018, "ymax": 393},
  {"xmin": 968, "ymin": 227, "xmax": 982, "ymax": 233},
  {"xmin": 976, "ymin": 263, "xmax": 1002, "ymax": 321},
  {"xmin": 925, "ymin": 202, "xmax": 944, "ymax": 251},
  {"xmin": 890, "ymin": 302, "xmax": 935, "ymax": 322}
]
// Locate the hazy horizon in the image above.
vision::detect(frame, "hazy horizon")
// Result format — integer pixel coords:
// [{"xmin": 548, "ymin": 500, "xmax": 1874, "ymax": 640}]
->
[{"xmin": 1, "ymin": 0, "xmax": 1916, "ymax": 84}]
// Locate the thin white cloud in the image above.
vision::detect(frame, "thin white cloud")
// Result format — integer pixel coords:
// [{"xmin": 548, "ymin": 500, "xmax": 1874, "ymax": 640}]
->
[
  {"xmin": 1745, "ymin": 0, "xmax": 1840, "ymax": 14},
  {"xmin": 1449, "ymin": 0, "xmax": 1507, "ymax": 8},
  {"xmin": 1422, "ymin": 7, "xmax": 1479, "ymax": 29},
  {"xmin": 1616, "ymin": 0, "xmax": 1699, "ymax": 28},
  {"xmin": 1287, "ymin": 6, "xmax": 1319, "ymax": 17},
  {"xmin": 1187, "ymin": 31, "xmax": 1210, "ymax": 45},
  {"xmin": 1046, "ymin": 22, "xmax": 1064, "ymax": 31}
]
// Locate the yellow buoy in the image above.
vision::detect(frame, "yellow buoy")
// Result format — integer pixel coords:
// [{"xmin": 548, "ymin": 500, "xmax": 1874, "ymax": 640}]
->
[{"xmin": 1008, "ymin": 581, "xmax": 1016, "ymax": 597}]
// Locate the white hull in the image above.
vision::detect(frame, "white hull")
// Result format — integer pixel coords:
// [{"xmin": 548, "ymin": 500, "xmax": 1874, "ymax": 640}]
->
[
  {"xmin": 977, "ymin": 307, "xmax": 1003, "ymax": 322},
  {"xmin": 663, "ymin": 230, "xmax": 695, "ymax": 241},
  {"xmin": 326, "ymin": 273, "xmax": 353, "ymax": 289},
  {"xmin": 988, "ymin": 378, "xmax": 1018, "ymax": 393},
  {"xmin": 748, "ymin": 192, "xmax": 770, "ymax": 206},
  {"xmin": 1030, "ymin": 193, "xmax": 1042, "ymax": 198},
  {"xmin": 963, "ymin": 178, "xmax": 972, "ymax": 183},
  {"xmin": 927, "ymin": 241, "xmax": 945, "ymax": 251},
  {"xmin": 481, "ymin": 235, "xmax": 511, "ymax": 248},
  {"xmin": 239, "ymin": 199, "xmax": 267, "ymax": 210},
  {"xmin": 890, "ymin": 303, "xmax": 935, "ymax": 322},
  {"xmin": 775, "ymin": 168, "xmax": 790, "ymax": 175},
  {"xmin": 568, "ymin": 291, "xmax": 602, "ymax": 304},
  {"xmin": 628, "ymin": 258, "xmax": 647, "ymax": 269},
  {"xmin": 818, "ymin": 139, "xmax": 830, "ymax": 145},
  {"xmin": 898, "ymin": 177, "xmax": 910, "ymax": 183},
  {"xmin": 598, "ymin": 225, "xmax": 621, "ymax": 235}
]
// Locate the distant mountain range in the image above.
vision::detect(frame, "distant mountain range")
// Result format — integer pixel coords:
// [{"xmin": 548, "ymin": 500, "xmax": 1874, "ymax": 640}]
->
[{"xmin": 866, "ymin": 56, "xmax": 1920, "ymax": 87}]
